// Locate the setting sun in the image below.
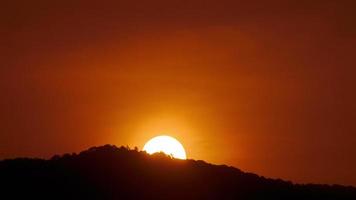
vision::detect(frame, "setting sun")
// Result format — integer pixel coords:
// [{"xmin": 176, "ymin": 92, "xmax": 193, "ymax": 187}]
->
[{"xmin": 143, "ymin": 135, "xmax": 187, "ymax": 159}]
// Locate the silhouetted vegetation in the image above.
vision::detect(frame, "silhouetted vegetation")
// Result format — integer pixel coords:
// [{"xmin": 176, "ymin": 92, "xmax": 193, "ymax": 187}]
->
[{"xmin": 1, "ymin": 144, "xmax": 355, "ymax": 199}]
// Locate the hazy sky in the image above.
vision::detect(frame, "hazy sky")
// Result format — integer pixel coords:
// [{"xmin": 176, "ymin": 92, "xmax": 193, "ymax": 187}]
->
[{"xmin": 1, "ymin": 0, "xmax": 356, "ymax": 186}]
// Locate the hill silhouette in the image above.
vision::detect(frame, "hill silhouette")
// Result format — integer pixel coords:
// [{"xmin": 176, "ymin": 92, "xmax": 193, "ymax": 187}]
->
[{"xmin": 1, "ymin": 145, "xmax": 355, "ymax": 199}]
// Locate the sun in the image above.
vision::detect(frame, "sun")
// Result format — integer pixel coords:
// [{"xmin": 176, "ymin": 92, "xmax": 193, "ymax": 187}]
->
[{"xmin": 143, "ymin": 135, "xmax": 187, "ymax": 159}]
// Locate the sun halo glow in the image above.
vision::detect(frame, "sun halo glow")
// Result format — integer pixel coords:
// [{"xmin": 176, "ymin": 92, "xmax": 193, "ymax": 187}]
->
[{"xmin": 143, "ymin": 135, "xmax": 187, "ymax": 159}]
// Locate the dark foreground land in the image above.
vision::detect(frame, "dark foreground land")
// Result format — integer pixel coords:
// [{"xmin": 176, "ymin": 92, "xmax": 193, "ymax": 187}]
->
[{"xmin": 1, "ymin": 145, "xmax": 355, "ymax": 199}]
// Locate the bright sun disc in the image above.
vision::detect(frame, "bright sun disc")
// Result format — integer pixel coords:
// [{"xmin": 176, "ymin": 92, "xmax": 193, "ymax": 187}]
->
[{"xmin": 143, "ymin": 135, "xmax": 187, "ymax": 159}]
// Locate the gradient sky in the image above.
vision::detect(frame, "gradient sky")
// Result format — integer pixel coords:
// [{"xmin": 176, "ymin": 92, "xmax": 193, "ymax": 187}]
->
[{"xmin": 1, "ymin": 0, "xmax": 356, "ymax": 186}]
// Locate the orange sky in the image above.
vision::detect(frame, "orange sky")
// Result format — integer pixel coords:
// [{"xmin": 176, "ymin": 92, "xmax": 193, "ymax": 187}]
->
[{"xmin": 1, "ymin": 0, "xmax": 356, "ymax": 186}]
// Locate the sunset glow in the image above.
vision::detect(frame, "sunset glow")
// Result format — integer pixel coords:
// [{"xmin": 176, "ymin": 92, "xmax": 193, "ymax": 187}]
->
[
  {"xmin": 2, "ymin": 0, "xmax": 356, "ymax": 186},
  {"xmin": 143, "ymin": 135, "xmax": 187, "ymax": 159}
]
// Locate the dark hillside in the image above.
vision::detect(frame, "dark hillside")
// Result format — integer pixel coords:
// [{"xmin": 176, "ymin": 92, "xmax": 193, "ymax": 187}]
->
[{"xmin": 1, "ymin": 145, "xmax": 355, "ymax": 199}]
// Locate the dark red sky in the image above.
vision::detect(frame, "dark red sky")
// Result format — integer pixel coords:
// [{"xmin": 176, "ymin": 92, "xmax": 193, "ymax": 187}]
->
[{"xmin": 1, "ymin": 0, "xmax": 356, "ymax": 186}]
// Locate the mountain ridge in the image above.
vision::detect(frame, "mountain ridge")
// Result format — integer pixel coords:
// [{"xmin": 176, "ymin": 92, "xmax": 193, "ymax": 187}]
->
[{"xmin": 1, "ymin": 144, "xmax": 355, "ymax": 199}]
